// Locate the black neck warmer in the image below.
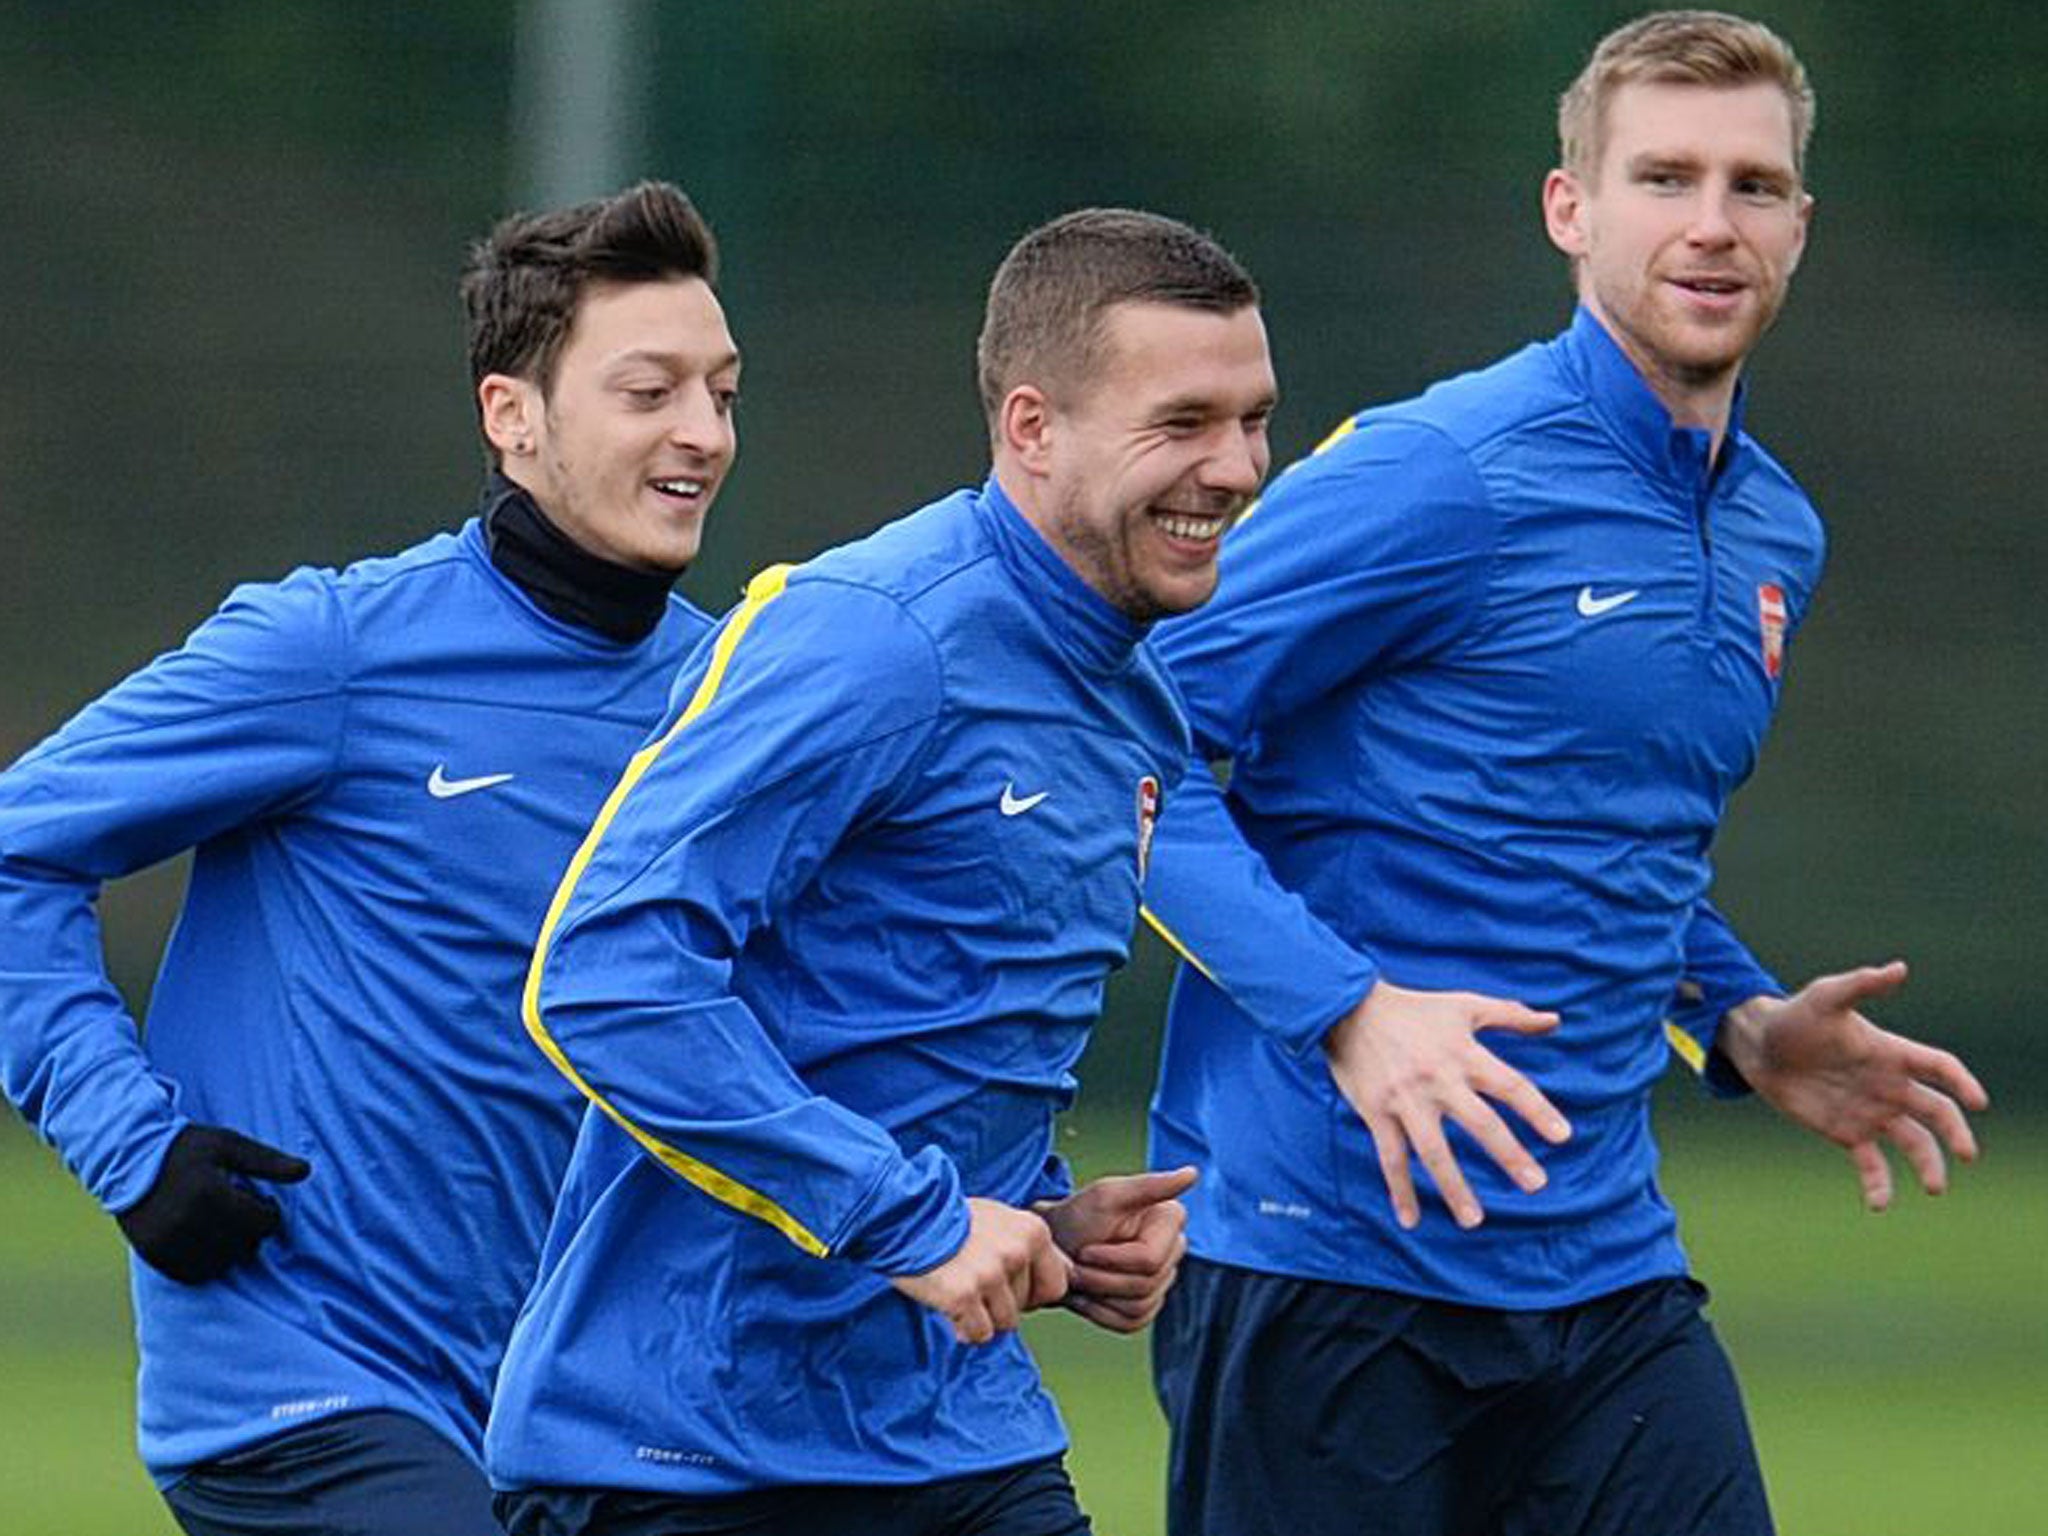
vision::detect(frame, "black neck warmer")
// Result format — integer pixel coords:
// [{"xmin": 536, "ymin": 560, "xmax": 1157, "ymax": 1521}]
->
[{"xmin": 480, "ymin": 473, "xmax": 677, "ymax": 645}]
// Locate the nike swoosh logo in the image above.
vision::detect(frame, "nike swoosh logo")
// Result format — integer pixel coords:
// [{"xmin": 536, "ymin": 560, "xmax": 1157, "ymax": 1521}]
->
[
  {"xmin": 1575, "ymin": 585, "xmax": 1641, "ymax": 618},
  {"xmin": 999, "ymin": 782, "xmax": 1050, "ymax": 817},
  {"xmin": 426, "ymin": 765, "xmax": 515, "ymax": 800}
]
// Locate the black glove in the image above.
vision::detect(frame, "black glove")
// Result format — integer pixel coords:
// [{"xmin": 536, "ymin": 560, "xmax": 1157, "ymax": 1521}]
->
[{"xmin": 115, "ymin": 1124, "xmax": 312, "ymax": 1284}]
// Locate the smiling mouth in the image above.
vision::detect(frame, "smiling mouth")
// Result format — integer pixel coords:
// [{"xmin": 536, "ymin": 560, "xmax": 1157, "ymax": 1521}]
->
[
  {"xmin": 1151, "ymin": 508, "xmax": 1232, "ymax": 543},
  {"xmin": 651, "ymin": 476, "xmax": 710, "ymax": 502},
  {"xmin": 1671, "ymin": 275, "xmax": 1746, "ymax": 297}
]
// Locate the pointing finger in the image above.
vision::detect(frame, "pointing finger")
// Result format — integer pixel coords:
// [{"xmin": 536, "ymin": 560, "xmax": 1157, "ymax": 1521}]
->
[
  {"xmin": 218, "ymin": 1132, "xmax": 312, "ymax": 1185},
  {"xmin": 1081, "ymin": 1166, "xmax": 1200, "ymax": 1221}
]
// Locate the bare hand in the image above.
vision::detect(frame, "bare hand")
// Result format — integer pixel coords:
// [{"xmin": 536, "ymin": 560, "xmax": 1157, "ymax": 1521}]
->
[
  {"xmin": 1717, "ymin": 960, "xmax": 1988, "ymax": 1210},
  {"xmin": 889, "ymin": 1197, "xmax": 1072, "ymax": 1344},
  {"xmin": 1037, "ymin": 1165, "xmax": 1197, "ymax": 1333},
  {"xmin": 1324, "ymin": 979, "xmax": 1569, "ymax": 1231}
]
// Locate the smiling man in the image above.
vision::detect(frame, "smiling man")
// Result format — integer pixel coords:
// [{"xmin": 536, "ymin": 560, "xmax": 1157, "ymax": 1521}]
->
[
  {"xmin": 484, "ymin": 208, "xmax": 1274, "ymax": 1536},
  {"xmin": 1138, "ymin": 14, "xmax": 1987, "ymax": 1536},
  {"xmin": 0, "ymin": 182, "xmax": 735, "ymax": 1534}
]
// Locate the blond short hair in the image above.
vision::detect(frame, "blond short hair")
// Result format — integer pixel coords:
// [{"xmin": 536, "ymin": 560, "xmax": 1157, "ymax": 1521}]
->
[{"xmin": 1558, "ymin": 10, "xmax": 1815, "ymax": 180}]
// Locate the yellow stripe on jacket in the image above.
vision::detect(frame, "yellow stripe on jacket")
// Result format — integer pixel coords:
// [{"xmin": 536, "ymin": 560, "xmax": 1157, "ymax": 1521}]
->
[{"xmin": 520, "ymin": 564, "xmax": 832, "ymax": 1257}]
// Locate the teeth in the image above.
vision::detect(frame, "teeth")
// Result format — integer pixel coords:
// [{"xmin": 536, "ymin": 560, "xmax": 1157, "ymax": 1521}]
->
[
  {"xmin": 653, "ymin": 478, "xmax": 704, "ymax": 496},
  {"xmin": 1156, "ymin": 513, "xmax": 1224, "ymax": 541}
]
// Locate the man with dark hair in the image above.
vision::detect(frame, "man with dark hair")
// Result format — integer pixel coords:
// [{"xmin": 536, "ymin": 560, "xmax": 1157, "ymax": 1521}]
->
[
  {"xmin": 0, "ymin": 180, "xmax": 737, "ymax": 1534},
  {"xmin": 1140, "ymin": 13, "xmax": 1987, "ymax": 1536},
  {"xmin": 484, "ymin": 207, "xmax": 1276, "ymax": 1536}
]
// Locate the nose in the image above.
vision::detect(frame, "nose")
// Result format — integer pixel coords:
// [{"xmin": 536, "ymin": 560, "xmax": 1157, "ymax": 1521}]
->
[
  {"xmin": 668, "ymin": 385, "xmax": 735, "ymax": 461},
  {"xmin": 1686, "ymin": 188, "xmax": 1739, "ymax": 248},
  {"xmin": 1204, "ymin": 424, "xmax": 1268, "ymax": 500}
]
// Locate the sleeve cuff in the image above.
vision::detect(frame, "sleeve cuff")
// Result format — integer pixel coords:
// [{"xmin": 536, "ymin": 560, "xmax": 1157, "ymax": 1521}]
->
[
  {"xmin": 1144, "ymin": 902, "xmax": 1378, "ymax": 1058},
  {"xmin": 56, "ymin": 1065, "xmax": 187, "ymax": 1214},
  {"xmin": 831, "ymin": 1144, "xmax": 970, "ymax": 1278},
  {"xmin": 1666, "ymin": 977, "xmax": 1784, "ymax": 1101}
]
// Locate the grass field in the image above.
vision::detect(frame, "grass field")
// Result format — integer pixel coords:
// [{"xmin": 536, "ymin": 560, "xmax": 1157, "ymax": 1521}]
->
[{"xmin": 3, "ymin": 1106, "xmax": 2042, "ymax": 1535}]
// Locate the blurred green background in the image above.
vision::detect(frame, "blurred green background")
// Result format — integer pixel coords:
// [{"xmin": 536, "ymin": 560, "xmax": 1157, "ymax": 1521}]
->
[
  {"xmin": 6, "ymin": 1112, "xmax": 2045, "ymax": 1532},
  {"xmin": 3, "ymin": 2, "xmax": 2043, "ymax": 1531}
]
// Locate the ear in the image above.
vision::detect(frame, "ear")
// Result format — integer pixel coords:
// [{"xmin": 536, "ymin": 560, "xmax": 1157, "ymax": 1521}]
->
[
  {"xmin": 997, "ymin": 384, "xmax": 1056, "ymax": 478},
  {"xmin": 478, "ymin": 373, "xmax": 541, "ymax": 460},
  {"xmin": 1541, "ymin": 168, "xmax": 1590, "ymax": 260},
  {"xmin": 1786, "ymin": 189, "xmax": 1815, "ymax": 274}
]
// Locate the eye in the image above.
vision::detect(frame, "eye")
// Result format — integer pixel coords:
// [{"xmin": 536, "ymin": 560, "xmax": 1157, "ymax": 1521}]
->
[
  {"xmin": 622, "ymin": 385, "xmax": 670, "ymax": 408},
  {"xmin": 712, "ymin": 385, "xmax": 741, "ymax": 416}
]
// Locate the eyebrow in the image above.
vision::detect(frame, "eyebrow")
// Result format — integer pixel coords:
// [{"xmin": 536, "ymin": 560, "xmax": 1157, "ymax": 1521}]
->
[
  {"xmin": 1626, "ymin": 150, "xmax": 1794, "ymax": 183},
  {"xmin": 604, "ymin": 347, "xmax": 742, "ymax": 374},
  {"xmin": 1152, "ymin": 390, "xmax": 1278, "ymax": 418},
  {"xmin": 1626, "ymin": 151, "xmax": 1704, "ymax": 173}
]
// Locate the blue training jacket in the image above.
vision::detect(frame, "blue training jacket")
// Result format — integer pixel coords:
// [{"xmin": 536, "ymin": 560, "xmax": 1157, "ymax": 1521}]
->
[
  {"xmin": 0, "ymin": 513, "xmax": 706, "ymax": 1479},
  {"xmin": 1143, "ymin": 307, "xmax": 1823, "ymax": 1307},
  {"xmin": 486, "ymin": 477, "xmax": 1187, "ymax": 1495}
]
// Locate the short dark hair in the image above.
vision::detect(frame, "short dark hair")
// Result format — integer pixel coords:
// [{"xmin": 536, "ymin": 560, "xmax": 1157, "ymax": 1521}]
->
[
  {"xmin": 461, "ymin": 180, "xmax": 719, "ymax": 448},
  {"xmin": 976, "ymin": 208, "xmax": 1259, "ymax": 432}
]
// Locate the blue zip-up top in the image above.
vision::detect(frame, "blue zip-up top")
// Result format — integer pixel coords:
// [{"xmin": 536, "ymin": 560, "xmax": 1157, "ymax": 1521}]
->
[
  {"xmin": 487, "ymin": 477, "xmax": 1187, "ymax": 1494},
  {"xmin": 1143, "ymin": 308, "xmax": 1823, "ymax": 1305},
  {"xmin": 0, "ymin": 503, "xmax": 706, "ymax": 1478}
]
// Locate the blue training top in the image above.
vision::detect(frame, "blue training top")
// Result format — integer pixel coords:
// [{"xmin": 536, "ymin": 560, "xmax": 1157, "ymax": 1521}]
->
[
  {"xmin": 1142, "ymin": 307, "xmax": 1823, "ymax": 1307},
  {"xmin": 487, "ymin": 477, "xmax": 1188, "ymax": 1494},
  {"xmin": 0, "ymin": 514, "xmax": 706, "ymax": 1479}
]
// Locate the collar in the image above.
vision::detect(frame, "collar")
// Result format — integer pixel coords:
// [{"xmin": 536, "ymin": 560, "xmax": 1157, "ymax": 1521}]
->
[
  {"xmin": 479, "ymin": 472, "xmax": 677, "ymax": 645},
  {"xmin": 1558, "ymin": 305, "xmax": 1749, "ymax": 495},
  {"xmin": 974, "ymin": 475, "xmax": 1149, "ymax": 674}
]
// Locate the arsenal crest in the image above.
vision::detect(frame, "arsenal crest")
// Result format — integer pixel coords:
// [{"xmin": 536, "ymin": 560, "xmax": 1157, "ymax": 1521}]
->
[
  {"xmin": 1135, "ymin": 774, "xmax": 1161, "ymax": 881},
  {"xmin": 1756, "ymin": 582, "xmax": 1787, "ymax": 679}
]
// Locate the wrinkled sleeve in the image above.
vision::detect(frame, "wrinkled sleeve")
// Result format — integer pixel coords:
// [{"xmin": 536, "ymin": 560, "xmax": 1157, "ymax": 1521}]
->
[
  {"xmin": 0, "ymin": 571, "xmax": 345, "ymax": 1210},
  {"xmin": 1665, "ymin": 897, "xmax": 1784, "ymax": 1098},
  {"xmin": 526, "ymin": 571, "xmax": 970, "ymax": 1280},
  {"xmin": 1142, "ymin": 418, "xmax": 1496, "ymax": 1054}
]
